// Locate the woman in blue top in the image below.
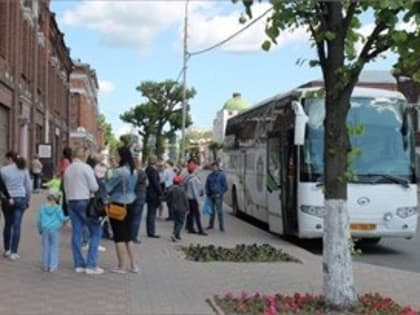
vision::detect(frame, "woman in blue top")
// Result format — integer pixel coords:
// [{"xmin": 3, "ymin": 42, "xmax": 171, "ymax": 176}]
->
[
  {"xmin": 1, "ymin": 151, "xmax": 32, "ymax": 261},
  {"xmin": 106, "ymin": 146, "xmax": 138, "ymax": 274}
]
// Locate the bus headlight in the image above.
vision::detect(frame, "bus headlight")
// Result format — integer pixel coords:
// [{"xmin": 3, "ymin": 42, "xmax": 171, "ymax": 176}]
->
[
  {"xmin": 396, "ymin": 207, "xmax": 418, "ymax": 218},
  {"xmin": 300, "ymin": 205, "xmax": 325, "ymax": 218}
]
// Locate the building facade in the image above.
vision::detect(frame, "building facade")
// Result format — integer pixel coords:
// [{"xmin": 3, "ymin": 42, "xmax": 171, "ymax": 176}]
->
[
  {"xmin": 0, "ymin": 0, "xmax": 72, "ymax": 175},
  {"xmin": 69, "ymin": 59, "xmax": 104, "ymax": 151},
  {"xmin": 213, "ymin": 93, "xmax": 250, "ymax": 143}
]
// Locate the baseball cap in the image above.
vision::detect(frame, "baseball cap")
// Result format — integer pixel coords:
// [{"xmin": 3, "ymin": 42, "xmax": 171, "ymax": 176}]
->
[
  {"xmin": 47, "ymin": 189, "xmax": 61, "ymax": 202},
  {"xmin": 173, "ymin": 176, "xmax": 183, "ymax": 185}
]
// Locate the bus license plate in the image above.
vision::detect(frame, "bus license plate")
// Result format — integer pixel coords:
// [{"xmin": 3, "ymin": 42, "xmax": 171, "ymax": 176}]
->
[{"xmin": 350, "ymin": 223, "xmax": 376, "ymax": 231}]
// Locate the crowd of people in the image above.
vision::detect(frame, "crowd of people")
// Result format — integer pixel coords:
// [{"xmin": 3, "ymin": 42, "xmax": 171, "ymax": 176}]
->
[{"xmin": 0, "ymin": 145, "xmax": 228, "ymax": 275}]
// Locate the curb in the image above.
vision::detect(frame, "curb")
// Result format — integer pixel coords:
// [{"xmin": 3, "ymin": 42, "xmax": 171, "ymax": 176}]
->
[{"xmin": 206, "ymin": 297, "xmax": 226, "ymax": 315}]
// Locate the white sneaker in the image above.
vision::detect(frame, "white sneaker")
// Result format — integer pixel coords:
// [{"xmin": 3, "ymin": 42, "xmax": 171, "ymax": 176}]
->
[
  {"xmin": 9, "ymin": 253, "xmax": 20, "ymax": 261},
  {"xmin": 85, "ymin": 267, "xmax": 104, "ymax": 275},
  {"xmin": 75, "ymin": 267, "xmax": 85, "ymax": 273},
  {"xmin": 130, "ymin": 266, "xmax": 140, "ymax": 274},
  {"xmin": 98, "ymin": 245, "xmax": 106, "ymax": 252},
  {"xmin": 3, "ymin": 250, "xmax": 11, "ymax": 257}
]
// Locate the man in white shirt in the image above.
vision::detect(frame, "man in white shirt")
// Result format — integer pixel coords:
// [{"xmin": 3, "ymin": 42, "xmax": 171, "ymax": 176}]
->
[
  {"xmin": 31, "ymin": 155, "xmax": 43, "ymax": 192},
  {"xmin": 163, "ymin": 160, "xmax": 176, "ymax": 220},
  {"xmin": 64, "ymin": 146, "xmax": 102, "ymax": 275}
]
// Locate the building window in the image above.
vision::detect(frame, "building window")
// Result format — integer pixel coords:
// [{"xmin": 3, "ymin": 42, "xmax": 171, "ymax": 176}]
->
[{"xmin": 0, "ymin": 2, "xmax": 8, "ymax": 58}]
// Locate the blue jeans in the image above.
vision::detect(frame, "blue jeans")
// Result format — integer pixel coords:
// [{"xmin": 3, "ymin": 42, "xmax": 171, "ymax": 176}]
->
[
  {"xmin": 209, "ymin": 194, "xmax": 224, "ymax": 231},
  {"xmin": 173, "ymin": 211, "xmax": 185, "ymax": 239},
  {"xmin": 33, "ymin": 173, "xmax": 42, "ymax": 190},
  {"xmin": 146, "ymin": 202, "xmax": 158, "ymax": 236},
  {"xmin": 82, "ymin": 226, "xmax": 89, "ymax": 245},
  {"xmin": 2, "ymin": 197, "xmax": 26, "ymax": 253},
  {"xmin": 68, "ymin": 200, "xmax": 102, "ymax": 268},
  {"xmin": 132, "ymin": 196, "xmax": 146, "ymax": 242},
  {"xmin": 41, "ymin": 230, "xmax": 60, "ymax": 271}
]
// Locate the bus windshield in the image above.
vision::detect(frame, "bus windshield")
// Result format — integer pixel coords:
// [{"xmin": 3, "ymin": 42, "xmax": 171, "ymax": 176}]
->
[{"xmin": 301, "ymin": 96, "xmax": 416, "ymax": 184}]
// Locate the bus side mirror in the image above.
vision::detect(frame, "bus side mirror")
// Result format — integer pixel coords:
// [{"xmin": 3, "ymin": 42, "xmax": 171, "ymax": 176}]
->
[{"xmin": 292, "ymin": 101, "xmax": 308, "ymax": 146}]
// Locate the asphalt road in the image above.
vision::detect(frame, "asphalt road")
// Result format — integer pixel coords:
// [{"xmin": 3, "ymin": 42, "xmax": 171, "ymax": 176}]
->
[
  {"xmin": 236, "ymin": 205, "xmax": 420, "ymax": 274},
  {"xmin": 354, "ymin": 229, "xmax": 420, "ymax": 273},
  {"xmin": 279, "ymin": 218, "xmax": 420, "ymax": 274},
  {"xmin": 198, "ymin": 171, "xmax": 420, "ymax": 273}
]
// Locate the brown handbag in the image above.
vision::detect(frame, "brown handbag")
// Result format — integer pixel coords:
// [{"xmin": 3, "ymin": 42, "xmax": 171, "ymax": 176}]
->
[{"xmin": 107, "ymin": 202, "xmax": 127, "ymax": 221}]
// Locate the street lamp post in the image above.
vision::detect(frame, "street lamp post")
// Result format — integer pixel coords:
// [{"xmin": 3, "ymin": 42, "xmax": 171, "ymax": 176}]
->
[{"xmin": 179, "ymin": 0, "xmax": 189, "ymax": 163}]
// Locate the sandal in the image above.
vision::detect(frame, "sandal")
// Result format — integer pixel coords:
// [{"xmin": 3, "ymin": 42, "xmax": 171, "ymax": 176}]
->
[{"xmin": 111, "ymin": 267, "xmax": 128, "ymax": 274}]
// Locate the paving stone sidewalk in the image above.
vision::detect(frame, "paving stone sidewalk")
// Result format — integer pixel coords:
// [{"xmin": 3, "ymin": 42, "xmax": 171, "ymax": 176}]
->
[{"xmin": 0, "ymin": 191, "xmax": 419, "ymax": 315}]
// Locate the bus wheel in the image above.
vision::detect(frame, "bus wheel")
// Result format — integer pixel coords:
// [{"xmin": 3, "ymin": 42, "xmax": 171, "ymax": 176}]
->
[
  {"xmin": 232, "ymin": 187, "xmax": 240, "ymax": 217},
  {"xmin": 357, "ymin": 237, "xmax": 381, "ymax": 245}
]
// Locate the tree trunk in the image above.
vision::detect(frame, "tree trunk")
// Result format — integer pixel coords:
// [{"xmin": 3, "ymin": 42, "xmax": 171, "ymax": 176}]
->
[
  {"xmin": 323, "ymin": 200, "xmax": 356, "ymax": 306},
  {"xmin": 155, "ymin": 124, "xmax": 164, "ymax": 159},
  {"xmin": 322, "ymin": 2, "xmax": 356, "ymax": 308},
  {"xmin": 142, "ymin": 133, "xmax": 150, "ymax": 164},
  {"xmin": 323, "ymin": 88, "xmax": 356, "ymax": 308}
]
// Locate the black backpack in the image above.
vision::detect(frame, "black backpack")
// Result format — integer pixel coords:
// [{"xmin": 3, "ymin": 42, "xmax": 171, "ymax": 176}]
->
[{"xmin": 86, "ymin": 179, "xmax": 108, "ymax": 218}]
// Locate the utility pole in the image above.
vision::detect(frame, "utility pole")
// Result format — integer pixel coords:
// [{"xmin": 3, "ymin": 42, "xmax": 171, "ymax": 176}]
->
[{"xmin": 179, "ymin": 0, "xmax": 189, "ymax": 163}]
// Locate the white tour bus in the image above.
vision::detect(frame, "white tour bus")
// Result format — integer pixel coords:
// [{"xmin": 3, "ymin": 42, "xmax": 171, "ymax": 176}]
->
[{"xmin": 223, "ymin": 86, "xmax": 418, "ymax": 242}]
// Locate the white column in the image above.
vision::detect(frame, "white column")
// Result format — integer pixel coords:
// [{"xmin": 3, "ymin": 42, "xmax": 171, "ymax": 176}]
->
[
  {"xmin": 45, "ymin": 110, "xmax": 49, "ymax": 143},
  {"xmin": 19, "ymin": 122, "xmax": 29, "ymax": 159}
]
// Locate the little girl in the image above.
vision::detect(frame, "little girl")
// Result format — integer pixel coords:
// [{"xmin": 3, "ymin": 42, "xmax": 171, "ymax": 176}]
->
[{"xmin": 36, "ymin": 189, "xmax": 68, "ymax": 272}]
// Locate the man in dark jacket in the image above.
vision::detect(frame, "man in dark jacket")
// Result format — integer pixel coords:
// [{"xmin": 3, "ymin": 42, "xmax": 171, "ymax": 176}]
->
[
  {"xmin": 145, "ymin": 155, "xmax": 162, "ymax": 238},
  {"xmin": 205, "ymin": 161, "xmax": 227, "ymax": 232},
  {"xmin": 166, "ymin": 176, "xmax": 189, "ymax": 241}
]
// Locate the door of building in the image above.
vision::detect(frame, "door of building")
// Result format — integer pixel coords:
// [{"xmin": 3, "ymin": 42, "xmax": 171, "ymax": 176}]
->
[{"xmin": 0, "ymin": 105, "xmax": 9, "ymax": 161}]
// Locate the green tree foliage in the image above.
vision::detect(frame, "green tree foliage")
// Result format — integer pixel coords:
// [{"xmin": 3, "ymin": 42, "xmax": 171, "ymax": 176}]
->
[
  {"xmin": 97, "ymin": 113, "xmax": 119, "ymax": 154},
  {"xmin": 183, "ymin": 129, "xmax": 214, "ymax": 163},
  {"xmin": 120, "ymin": 80, "xmax": 195, "ymax": 160},
  {"xmin": 119, "ymin": 134, "xmax": 132, "ymax": 147},
  {"xmin": 235, "ymin": 0, "xmax": 419, "ymax": 309},
  {"xmin": 208, "ymin": 141, "xmax": 224, "ymax": 162}
]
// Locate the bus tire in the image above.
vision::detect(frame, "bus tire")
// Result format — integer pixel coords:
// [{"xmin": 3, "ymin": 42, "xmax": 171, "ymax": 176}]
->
[
  {"xmin": 358, "ymin": 237, "xmax": 381, "ymax": 245},
  {"xmin": 232, "ymin": 187, "xmax": 240, "ymax": 217}
]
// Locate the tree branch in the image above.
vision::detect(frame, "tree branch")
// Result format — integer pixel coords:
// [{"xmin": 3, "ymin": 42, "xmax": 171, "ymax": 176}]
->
[
  {"xmin": 314, "ymin": 1, "xmax": 328, "ymax": 31},
  {"xmin": 307, "ymin": 17, "xmax": 327, "ymax": 65},
  {"xmin": 365, "ymin": 44, "xmax": 391, "ymax": 61},
  {"xmin": 342, "ymin": 1, "xmax": 358, "ymax": 36},
  {"xmin": 356, "ymin": 21, "xmax": 388, "ymax": 66}
]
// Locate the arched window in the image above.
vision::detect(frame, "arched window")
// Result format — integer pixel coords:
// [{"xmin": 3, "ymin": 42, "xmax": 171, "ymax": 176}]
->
[{"xmin": 0, "ymin": 2, "xmax": 9, "ymax": 58}]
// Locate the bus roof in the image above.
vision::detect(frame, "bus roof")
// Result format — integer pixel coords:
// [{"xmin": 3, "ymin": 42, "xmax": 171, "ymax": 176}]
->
[{"xmin": 227, "ymin": 86, "xmax": 406, "ymax": 127}]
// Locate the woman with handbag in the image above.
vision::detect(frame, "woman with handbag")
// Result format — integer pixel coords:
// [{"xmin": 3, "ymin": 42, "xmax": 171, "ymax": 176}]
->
[
  {"xmin": 1, "ymin": 151, "xmax": 32, "ymax": 260},
  {"xmin": 106, "ymin": 146, "xmax": 139, "ymax": 274}
]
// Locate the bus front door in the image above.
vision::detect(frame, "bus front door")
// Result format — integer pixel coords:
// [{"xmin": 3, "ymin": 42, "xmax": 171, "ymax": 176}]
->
[{"xmin": 267, "ymin": 137, "xmax": 284, "ymax": 234}]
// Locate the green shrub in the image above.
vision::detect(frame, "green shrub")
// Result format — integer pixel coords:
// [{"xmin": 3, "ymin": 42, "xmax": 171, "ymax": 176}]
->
[{"xmin": 181, "ymin": 243, "xmax": 300, "ymax": 263}]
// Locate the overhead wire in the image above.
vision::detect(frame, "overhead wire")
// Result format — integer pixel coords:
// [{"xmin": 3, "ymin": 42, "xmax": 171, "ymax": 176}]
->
[
  {"xmin": 170, "ymin": 6, "xmax": 273, "ymax": 83},
  {"xmin": 189, "ymin": 6, "xmax": 274, "ymax": 56}
]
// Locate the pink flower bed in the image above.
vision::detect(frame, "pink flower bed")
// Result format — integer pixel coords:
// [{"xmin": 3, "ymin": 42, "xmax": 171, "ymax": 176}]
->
[{"xmin": 212, "ymin": 292, "xmax": 418, "ymax": 315}]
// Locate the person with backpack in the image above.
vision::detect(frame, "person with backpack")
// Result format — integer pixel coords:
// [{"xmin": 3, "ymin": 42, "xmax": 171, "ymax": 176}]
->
[
  {"xmin": 64, "ymin": 146, "xmax": 101, "ymax": 275},
  {"xmin": 166, "ymin": 176, "xmax": 189, "ymax": 242},
  {"xmin": 205, "ymin": 161, "xmax": 228, "ymax": 232}
]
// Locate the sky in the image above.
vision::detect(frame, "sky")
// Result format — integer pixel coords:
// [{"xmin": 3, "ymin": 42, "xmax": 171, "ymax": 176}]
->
[{"xmin": 51, "ymin": 0, "xmax": 399, "ymax": 137}]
